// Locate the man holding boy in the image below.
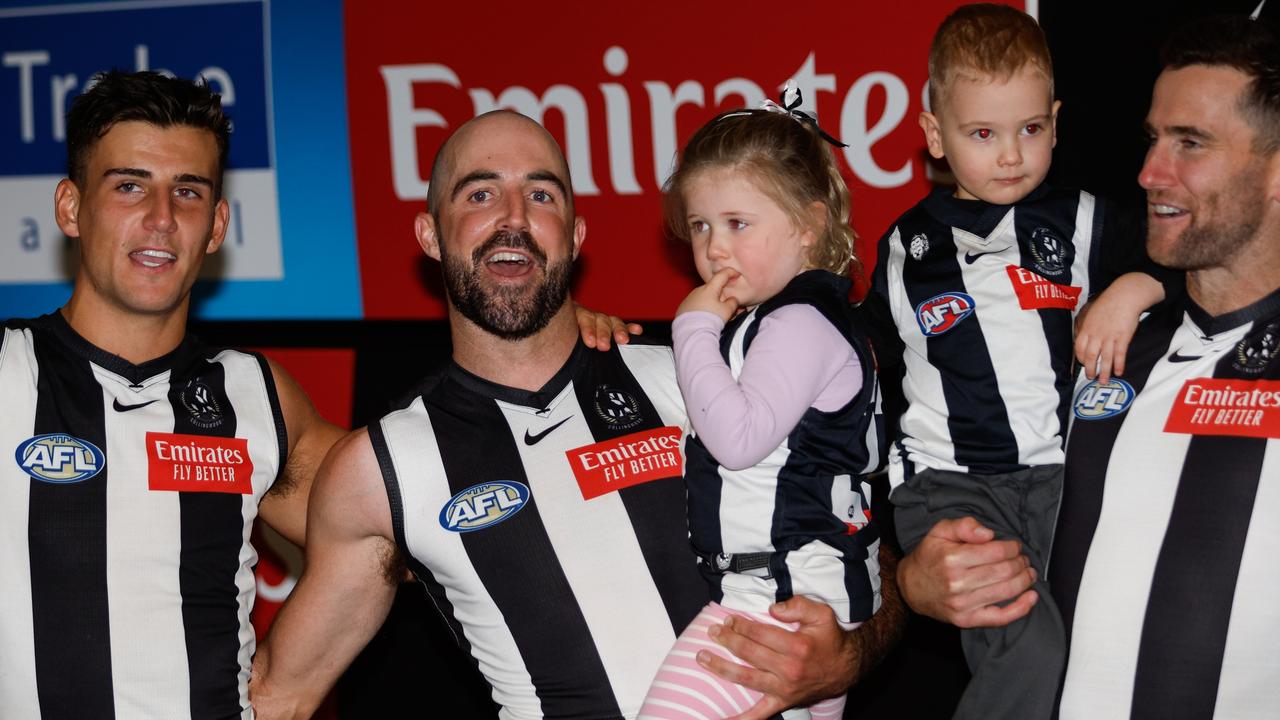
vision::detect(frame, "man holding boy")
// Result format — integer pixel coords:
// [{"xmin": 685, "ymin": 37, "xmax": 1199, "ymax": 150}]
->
[
  {"xmin": 251, "ymin": 110, "xmax": 905, "ymax": 720},
  {"xmin": 866, "ymin": 4, "xmax": 1169, "ymax": 718},
  {"xmin": 899, "ymin": 12, "xmax": 1280, "ymax": 720}
]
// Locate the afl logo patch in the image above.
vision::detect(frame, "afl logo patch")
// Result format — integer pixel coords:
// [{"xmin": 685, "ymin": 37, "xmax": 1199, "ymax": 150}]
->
[
  {"xmin": 594, "ymin": 386, "xmax": 642, "ymax": 430},
  {"xmin": 915, "ymin": 292, "xmax": 976, "ymax": 336},
  {"xmin": 1073, "ymin": 379, "xmax": 1135, "ymax": 420},
  {"xmin": 439, "ymin": 481, "xmax": 530, "ymax": 533},
  {"xmin": 15, "ymin": 434, "xmax": 105, "ymax": 484}
]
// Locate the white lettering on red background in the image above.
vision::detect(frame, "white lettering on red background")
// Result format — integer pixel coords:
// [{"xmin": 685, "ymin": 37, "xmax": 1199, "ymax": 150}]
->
[
  {"xmin": 567, "ymin": 426, "xmax": 683, "ymax": 500},
  {"xmin": 1165, "ymin": 379, "xmax": 1280, "ymax": 438},
  {"xmin": 147, "ymin": 431, "xmax": 254, "ymax": 494},
  {"xmin": 1006, "ymin": 266, "xmax": 1081, "ymax": 311}
]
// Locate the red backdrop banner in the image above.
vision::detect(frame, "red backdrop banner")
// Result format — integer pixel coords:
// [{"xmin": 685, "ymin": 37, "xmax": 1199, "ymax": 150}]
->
[{"xmin": 345, "ymin": 1, "xmax": 1023, "ymax": 319}]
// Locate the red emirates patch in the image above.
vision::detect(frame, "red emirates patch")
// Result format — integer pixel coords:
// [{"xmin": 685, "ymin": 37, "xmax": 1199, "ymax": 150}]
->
[
  {"xmin": 1164, "ymin": 378, "xmax": 1280, "ymax": 439},
  {"xmin": 1006, "ymin": 266, "xmax": 1082, "ymax": 311},
  {"xmin": 566, "ymin": 426, "xmax": 683, "ymax": 500},
  {"xmin": 147, "ymin": 432, "xmax": 254, "ymax": 494}
]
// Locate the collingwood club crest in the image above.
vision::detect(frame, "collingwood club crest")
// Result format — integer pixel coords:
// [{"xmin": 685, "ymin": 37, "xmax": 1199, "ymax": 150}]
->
[
  {"xmin": 1235, "ymin": 322, "xmax": 1280, "ymax": 374},
  {"xmin": 594, "ymin": 386, "xmax": 642, "ymax": 430},
  {"xmin": 181, "ymin": 379, "xmax": 224, "ymax": 429},
  {"xmin": 1029, "ymin": 227, "xmax": 1068, "ymax": 277}
]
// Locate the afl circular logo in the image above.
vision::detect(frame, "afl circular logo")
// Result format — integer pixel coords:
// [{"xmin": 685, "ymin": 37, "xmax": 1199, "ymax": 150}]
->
[
  {"xmin": 915, "ymin": 292, "xmax": 976, "ymax": 337},
  {"xmin": 15, "ymin": 434, "xmax": 106, "ymax": 484},
  {"xmin": 439, "ymin": 481, "xmax": 530, "ymax": 533},
  {"xmin": 1073, "ymin": 379, "xmax": 1135, "ymax": 420},
  {"xmin": 181, "ymin": 379, "xmax": 223, "ymax": 429},
  {"xmin": 594, "ymin": 386, "xmax": 642, "ymax": 429}
]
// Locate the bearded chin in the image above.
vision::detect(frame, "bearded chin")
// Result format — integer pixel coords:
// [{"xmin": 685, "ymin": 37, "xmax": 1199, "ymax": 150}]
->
[{"xmin": 441, "ymin": 252, "xmax": 573, "ymax": 340}]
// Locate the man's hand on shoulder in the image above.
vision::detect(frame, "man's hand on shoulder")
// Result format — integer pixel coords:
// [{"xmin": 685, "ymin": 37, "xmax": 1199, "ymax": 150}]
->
[{"xmin": 897, "ymin": 516, "xmax": 1037, "ymax": 627}]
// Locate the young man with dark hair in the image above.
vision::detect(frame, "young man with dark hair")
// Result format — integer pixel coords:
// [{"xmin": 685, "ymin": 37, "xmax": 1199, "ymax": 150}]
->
[{"xmin": 899, "ymin": 14, "xmax": 1280, "ymax": 719}]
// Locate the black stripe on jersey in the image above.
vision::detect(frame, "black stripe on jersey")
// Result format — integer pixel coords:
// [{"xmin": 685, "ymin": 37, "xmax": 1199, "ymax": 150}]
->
[
  {"xmin": 898, "ymin": 227, "xmax": 1021, "ymax": 471},
  {"xmin": 169, "ymin": 359, "xmax": 246, "ymax": 719},
  {"xmin": 253, "ymin": 353, "xmax": 289, "ymax": 486},
  {"xmin": 1050, "ymin": 308, "xmax": 1177, "ymax": 646},
  {"xmin": 575, "ymin": 346, "xmax": 706, "ymax": 637},
  {"xmin": 29, "ymin": 334, "xmax": 115, "ymax": 720},
  {"xmin": 371, "ymin": 421, "xmax": 482, "ymax": 674},
  {"xmin": 430, "ymin": 379, "xmax": 622, "ymax": 719},
  {"xmin": 1013, "ymin": 197, "xmax": 1080, "ymax": 448},
  {"xmin": 1129, "ymin": 354, "xmax": 1269, "ymax": 719}
]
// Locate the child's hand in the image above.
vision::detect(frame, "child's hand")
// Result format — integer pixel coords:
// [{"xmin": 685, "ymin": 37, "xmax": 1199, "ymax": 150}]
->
[
  {"xmin": 1075, "ymin": 300, "xmax": 1138, "ymax": 384},
  {"xmin": 1075, "ymin": 272, "xmax": 1164, "ymax": 384},
  {"xmin": 677, "ymin": 267, "xmax": 741, "ymax": 323}
]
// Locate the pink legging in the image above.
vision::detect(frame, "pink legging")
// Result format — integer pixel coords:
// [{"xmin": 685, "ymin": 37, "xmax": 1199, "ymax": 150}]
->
[{"xmin": 638, "ymin": 602, "xmax": 853, "ymax": 719}]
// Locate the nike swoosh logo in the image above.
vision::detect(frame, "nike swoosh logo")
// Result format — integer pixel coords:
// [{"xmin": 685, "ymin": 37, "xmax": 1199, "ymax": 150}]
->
[
  {"xmin": 113, "ymin": 398, "xmax": 160, "ymax": 412},
  {"xmin": 524, "ymin": 416, "xmax": 571, "ymax": 445},
  {"xmin": 1169, "ymin": 350, "xmax": 1203, "ymax": 363},
  {"xmin": 964, "ymin": 250, "xmax": 1002, "ymax": 264}
]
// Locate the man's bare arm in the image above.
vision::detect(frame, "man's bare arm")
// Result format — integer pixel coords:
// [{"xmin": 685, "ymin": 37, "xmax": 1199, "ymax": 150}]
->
[
  {"xmin": 699, "ymin": 544, "xmax": 908, "ymax": 719},
  {"xmin": 250, "ymin": 429, "xmax": 402, "ymax": 720},
  {"xmin": 256, "ymin": 358, "xmax": 347, "ymax": 546}
]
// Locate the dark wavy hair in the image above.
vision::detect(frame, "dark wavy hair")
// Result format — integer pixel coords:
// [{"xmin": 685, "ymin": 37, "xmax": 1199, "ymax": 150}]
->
[
  {"xmin": 65, "ymin": 70, "xmax": 231, "ymax": 196},
  {"xmin": 1162, "ymin": 15, "xmax": 1280, "ymax": 153}
]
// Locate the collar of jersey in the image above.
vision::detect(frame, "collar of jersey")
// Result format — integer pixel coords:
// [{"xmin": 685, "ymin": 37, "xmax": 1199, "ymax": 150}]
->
[
  {"xmin": 922, "ymin": 182, "xmax": 1052, "ymax": 238},
  {"xmin": 444, "ymin": 340, "xmax": 588, "ymax": 410},
  {"xmin": 42, "ymin": 310, "xmax": 197, "ymax": 386},
  {"xmin": 1185, "ymin": 284, "xmax": 1280, "ymax": 338}
]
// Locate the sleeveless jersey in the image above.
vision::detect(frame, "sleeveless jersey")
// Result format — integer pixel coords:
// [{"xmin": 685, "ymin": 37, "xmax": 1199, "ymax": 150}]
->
[
  {"xmin": 684, "ymin": 270, "xmax": 886, "ymax": 622},
  {"xmin": 871, "ymin": 185, "xmax": 1110, "ymax": 486},
  {"xmin": 371, "ymin": 341, "xmax": 707, "ymax": 720},
  {"xmin": 1051, "ymin": 287, "xmax": 1280, "ymax": 719},
  {"xmin": 0, "ymin": 313, "xmax": 287, "ymax": 720}
]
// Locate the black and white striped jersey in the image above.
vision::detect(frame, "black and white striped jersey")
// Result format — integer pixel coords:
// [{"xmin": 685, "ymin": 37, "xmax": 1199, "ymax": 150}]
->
[
  {"xmin": 1050, "ymin": 287, "xmax": 1280, "ymax": 719},
  {"xmin": 0, "ymin": 313, "xmax": 287, "ymax": 720},
  {"xmin": 684, "ymin": 270, "xmax": 885, "ymax": 623},
  {"xmin": 371, "ymin": 341, "xmax": 707, "ymax": 720},
  {"xmin": 870, "ymin": 184, "xmax": 1149, "ymax": 487}
]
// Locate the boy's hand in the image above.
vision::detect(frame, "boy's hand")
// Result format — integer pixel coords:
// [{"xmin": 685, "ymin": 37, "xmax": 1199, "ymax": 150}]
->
[
  {"xmin": 677, "ymin": 267, "xmax": 741, "ymax": 323},
  {"xmin": 1074, "ymin": 272, "xmax": 1165, "ymax": 384}
]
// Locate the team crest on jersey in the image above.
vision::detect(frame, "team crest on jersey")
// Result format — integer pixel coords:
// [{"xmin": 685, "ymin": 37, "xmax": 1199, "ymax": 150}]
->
[
  {"xmin": 909, "ymin": 233, "xmax": 929, "ymax": 260},
  {"xmin": 915, "ymin": 292, "xmax": 976, "ymax": 336},
  {"xmin": 439, "ymin": 481, "xmax": 530, "ymax": 532},
  {"xmin": 181, "ymin": 380, "xmax": 224, "ymax": 429},
  {"xmin": 1233, "ymin": 323, "xmax": 1280, "ymax": 375},
  {"xmin": 15, "ymin": 434, "xmax": 105, "ymax": 484},
  {"xmin": 1073, "ymin": 379, "xmax": 1135, "ymax": 420},
  {"xmin": 1029, "ymin": 227, "xmax": 1068, "ymax": 277},
  {"xmin": 594, "ymin": 386, "xmax": 642, "ymax": 430}
]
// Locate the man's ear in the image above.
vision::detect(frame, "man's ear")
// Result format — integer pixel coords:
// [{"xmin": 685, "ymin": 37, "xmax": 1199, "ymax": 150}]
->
[
  {"xmin": 919, "ymin": 111, "xmax": 945, "ymax": 160},
  {"xmin": 1050, "ymin": 99, "xmax": 1063, "ymax": 149},
  {"xmin": 206, "ymin": 198, "xmax": 230, "ymax": 255},
  {"xmin": 54, "ymin": 179, "xmax": 82, "ymax": 238},
  {"xmin": 415, "ymin": 212, "xmax": 442, "ymax": 261},
  {"xmin": 571, "ymin": 216, "xmax": 586, "ymax": 260}
]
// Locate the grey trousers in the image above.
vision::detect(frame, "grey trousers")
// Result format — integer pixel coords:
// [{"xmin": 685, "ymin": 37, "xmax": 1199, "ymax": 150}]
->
[{"xmin": 893, "ymin": 465, "xmax": 1066, "ymax": 720}]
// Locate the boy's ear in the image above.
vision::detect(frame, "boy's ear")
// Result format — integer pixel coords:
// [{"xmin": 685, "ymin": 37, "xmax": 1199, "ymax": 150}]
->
[
  {"xmin": 1051, "ymin": 99, "xmax": 1063, "ymax": 148},
  {"xmin": 919, "ymin": 111, "xmax": 945, "ymax": 159}
]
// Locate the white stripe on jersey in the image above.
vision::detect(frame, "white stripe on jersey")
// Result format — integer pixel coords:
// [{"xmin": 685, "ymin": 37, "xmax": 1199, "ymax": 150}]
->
[
  {"xmin": 0, "ymin": 327, "xmax": 41, "ymax": 716},
  {"xmin": 1059, "ymin": 316, "xmax": 1256, "ymax": 718},
  {"xmin": 95, "ymin": 362, "xmax": 191, "ymax": 719}
]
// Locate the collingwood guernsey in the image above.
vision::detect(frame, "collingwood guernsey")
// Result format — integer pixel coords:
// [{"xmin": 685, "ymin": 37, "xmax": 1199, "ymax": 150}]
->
[
  {"xmin": 372, "ymin": 341, "xmax": 706, "ymax": 720},
  {"xmin": 0, "ymin": 313, "xmax": 287, "ymax": 720},
  {"xmin": 1051, "ymin": 288, "xmax": 1280, "ymax": 719}
]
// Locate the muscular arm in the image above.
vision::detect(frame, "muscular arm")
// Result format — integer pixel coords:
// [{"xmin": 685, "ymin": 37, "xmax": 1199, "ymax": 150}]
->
[
  {"xmin": 256, "ymin": 358, "xmax": 347, "ymax": 547},
  {"xmin": 250, "ymin": 429, "xmax": 402, "ymax": 720},
  {"xmin": 700, "ymin": 544, "xmax": 907, "ymax": 719}
]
